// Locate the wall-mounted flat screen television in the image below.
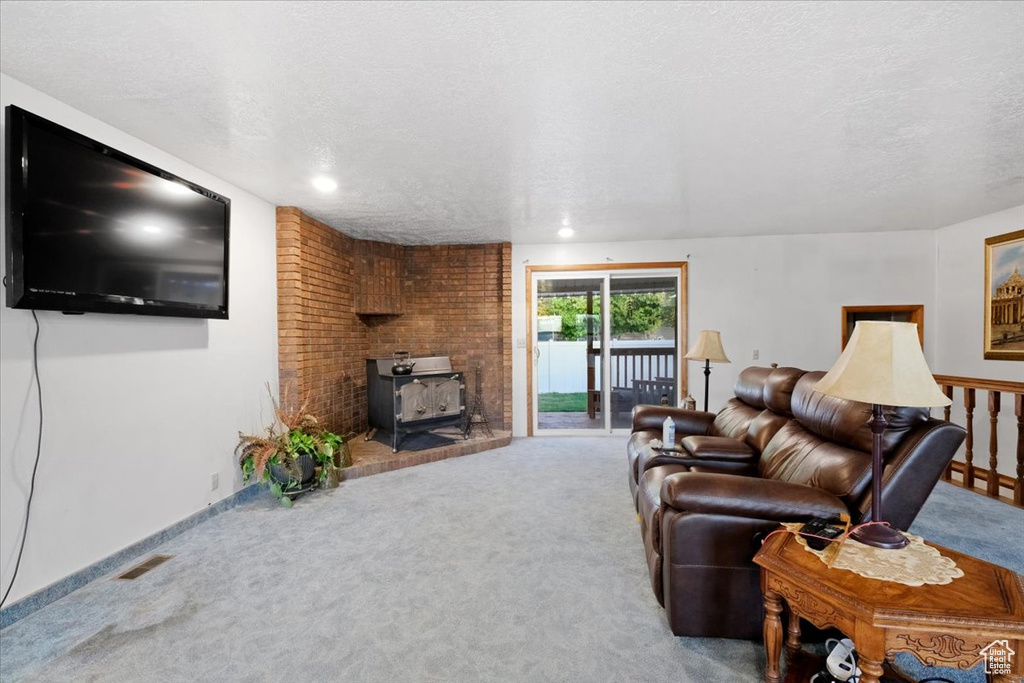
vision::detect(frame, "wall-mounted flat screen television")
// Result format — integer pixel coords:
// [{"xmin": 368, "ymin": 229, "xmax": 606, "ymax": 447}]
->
[{"xmin": 4, "ymin": 105, "xmax": 230, "ymax": 319}]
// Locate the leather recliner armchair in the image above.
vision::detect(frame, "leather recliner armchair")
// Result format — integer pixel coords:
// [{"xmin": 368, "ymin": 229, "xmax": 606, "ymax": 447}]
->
[
  {"xmin": 629, "ymin": 366, "xmax": 966, "ymax": 639},
  {"xmin": 627, "ymin": 366, "xmax": 789, "ymax": 508}
]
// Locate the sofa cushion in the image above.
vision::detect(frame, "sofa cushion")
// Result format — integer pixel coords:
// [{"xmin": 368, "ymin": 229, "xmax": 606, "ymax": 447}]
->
[
  {"xmin": 763, "ymin": 367, "xmax": 805, "ymax": 416},
  {"xmin": 732, "ymin": 366, "xmax": 771, "ymax": 409},
  {"xmin": 743, "ymin": 409, "xmax": 790, "ymax": 454},
  {"xmin": 792, "ymin": 372, "xmax": 929, "ymax": 455},
  {"xmin": 710, "ymin": 398, "xmax": 761, "ymax": 439},
  {"xmin": 757, "ymin": 421, "xmax": 872, "ymax": 507}
]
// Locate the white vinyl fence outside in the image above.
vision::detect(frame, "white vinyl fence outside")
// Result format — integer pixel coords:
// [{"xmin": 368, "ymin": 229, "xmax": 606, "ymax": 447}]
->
[{"xmin": 536, "ymin": 340, "xmax": 675, "ymax": 394}]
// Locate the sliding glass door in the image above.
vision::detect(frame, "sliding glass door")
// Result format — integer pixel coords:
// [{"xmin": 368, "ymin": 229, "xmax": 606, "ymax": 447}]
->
[
  {"xmin": 534, "ymin": 276, "xmax": 606, "ymax": 431},
  {"xmin": 608, "ymin": 275, "xmax": 679, "ymax": 429},
  {"xmin": 530, "ymin": 265, "xmax": 684, "ymax": 434}
]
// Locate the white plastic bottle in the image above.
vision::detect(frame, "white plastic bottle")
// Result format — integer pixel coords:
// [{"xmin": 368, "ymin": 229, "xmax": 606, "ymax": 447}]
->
[{"xmin": 663, "ymin": 416, "xmax": 676, "ymax": 450}]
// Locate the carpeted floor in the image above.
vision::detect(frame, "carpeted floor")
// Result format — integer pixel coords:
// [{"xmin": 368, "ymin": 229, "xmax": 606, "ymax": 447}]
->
[{"xmin": 0, "ymin": 437, "xmax": 1021, "ymax": 682}]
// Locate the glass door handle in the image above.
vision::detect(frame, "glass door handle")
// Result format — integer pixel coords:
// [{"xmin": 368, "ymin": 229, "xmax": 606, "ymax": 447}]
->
[{"xmin": 533, "ymin": 345, "xmax": 541, "ymax": 361}]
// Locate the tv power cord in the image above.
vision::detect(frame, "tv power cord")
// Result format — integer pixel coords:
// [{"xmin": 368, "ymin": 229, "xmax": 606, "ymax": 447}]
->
[
  {"xmin": 0, "ymin": 309, "xmax": 44, "ymax": 609},
  {"xmin": 810, "ymin": 639, "xmax": 955, "ymax": 683},
  {"xmin": 810, "ymin": 638, "xmax": 861, "ymax": 683}
]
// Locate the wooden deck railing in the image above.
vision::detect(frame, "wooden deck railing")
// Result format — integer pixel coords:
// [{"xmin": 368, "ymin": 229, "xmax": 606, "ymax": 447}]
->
[
  {"xmin": 933, "ymin": 374, "xmax": 1024, "ymax": 508},
  {"xmin": 585, "ymin": 346, "xmax": 677, "ymax": 418},
  {"xmin": 609, "ymin": 347, "xmax": 676, "ymax": 388}
]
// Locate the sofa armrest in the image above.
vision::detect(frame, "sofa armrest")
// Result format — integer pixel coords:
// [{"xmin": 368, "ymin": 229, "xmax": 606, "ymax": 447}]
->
[
  {"xmin": 680, "ymin": 436, "xmax": 756, "ymax": 462},
  {"xmin": 869, "ymin": 419, "xmax": 966, "ymax": 530},
  {"xmin": 632, "ymin": 405, "xmax": 715, "ymax": 435},
  {"xmin": 661, "ymin": 472, "xmax": 849, "ymax": 522},
  {"xmin": 638, "ymin": 449, "xmax": 755, "ymax": 477}
]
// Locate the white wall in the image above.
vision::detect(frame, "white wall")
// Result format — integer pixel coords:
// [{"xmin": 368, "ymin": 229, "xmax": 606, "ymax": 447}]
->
[
  {"xmin": 512, "ymin": 231, "xmax": 937, "ymax": 436},
  {"xmin": 0, "ymin": 75, "xmax": 280, "ymax": 604},
  {"xmin": 935, "ymin": 205, "xmax": 1024, "ymax": 478},
  {"xmin": 934, "ymin": 205, "xmax": 1024, "ymax": 379}
]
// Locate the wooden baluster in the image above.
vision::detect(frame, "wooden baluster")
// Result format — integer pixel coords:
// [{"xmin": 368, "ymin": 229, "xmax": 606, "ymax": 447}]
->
[
  {"xmin": 1016, "ymin": 393, "xmax": 1023, "ymax": 507},
  {"xmin": 964, "ymin": 388, "xmax": 976, "ymax": 490},
  {"xmin": 942, "ymin": 384, "xmax": 954, "ymax": 481},
  {"xmin": 987, "ymin": 391, "xmax": 1001, "ymax": 499}
]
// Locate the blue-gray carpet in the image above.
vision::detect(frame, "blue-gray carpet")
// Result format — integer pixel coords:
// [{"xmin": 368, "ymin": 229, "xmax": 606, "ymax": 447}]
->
[{"xmin": 0, "ymin": 437, "xmax": 1021, "ymax": 682}]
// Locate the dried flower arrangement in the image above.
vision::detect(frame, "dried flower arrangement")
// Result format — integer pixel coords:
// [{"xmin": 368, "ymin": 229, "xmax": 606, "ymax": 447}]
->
[{"xmin": 236, "ymin": 385, "xmax": 351, "ymax": 507}]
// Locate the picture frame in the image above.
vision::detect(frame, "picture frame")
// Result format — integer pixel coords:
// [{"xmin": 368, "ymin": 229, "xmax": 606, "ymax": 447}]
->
[{"xmin": 984, "ymin": 229, "xmax": 1024, "ymax": 361}]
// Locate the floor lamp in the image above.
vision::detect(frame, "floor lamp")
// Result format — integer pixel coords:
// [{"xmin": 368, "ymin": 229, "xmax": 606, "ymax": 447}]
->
[
  {"xmin": 814, "ymin": 321, "xmax": 951, "ymax": 549},
  {"xmin": 684, "ymin": 330, "xmax": 731, "ymax": 412}
]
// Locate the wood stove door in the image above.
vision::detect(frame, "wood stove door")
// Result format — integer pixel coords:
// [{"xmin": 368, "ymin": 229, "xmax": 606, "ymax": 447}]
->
[
  {"xmin": 397, "ymin": 378, "xmax": 433, "ymax": 423},
  {"xmin": 431, "ymin": 375, "xmax": 462, "ymax": 419}
]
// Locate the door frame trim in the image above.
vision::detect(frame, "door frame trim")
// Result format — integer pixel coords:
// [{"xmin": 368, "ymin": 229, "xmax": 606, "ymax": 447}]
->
[{"xmin": 525, "ymin": 261, "xmax": 689, "ymax": 436}]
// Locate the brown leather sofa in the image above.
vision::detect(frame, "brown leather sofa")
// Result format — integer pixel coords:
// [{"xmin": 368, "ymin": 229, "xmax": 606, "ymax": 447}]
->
[{"xmin": 628, "ymin": 365, "xmax": 966, "ymax": 639}]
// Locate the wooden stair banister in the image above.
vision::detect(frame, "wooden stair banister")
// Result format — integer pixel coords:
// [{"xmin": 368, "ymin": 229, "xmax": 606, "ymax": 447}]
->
[
  {"xmin": 964, "ymin": 387, "xmax": 976, "ymax": 490},
  {"xmin": 941, "ymin": 384, "xmax": 954, "ymax": 482},
  {"xmin": 988, "ymin": 391, "xmax": 1001, "ymax": 498},
  {"xmin": 1016, "ymin": 393, "xmax": 1023, "ymax": 506},
  {"xmin": 932, "ymin": 374, "xmax": 1024, "ymax": 508}
]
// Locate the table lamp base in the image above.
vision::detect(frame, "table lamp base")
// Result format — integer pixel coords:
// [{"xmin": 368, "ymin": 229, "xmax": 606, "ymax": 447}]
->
[{"xmin": 850, "ymin": 523, "xmax": 909, "ymax": 550}]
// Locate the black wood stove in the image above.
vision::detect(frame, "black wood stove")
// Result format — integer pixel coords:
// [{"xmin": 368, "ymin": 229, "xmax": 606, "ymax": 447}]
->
[{"xmin": 366, "ymin": 356, "xmax": 466, "ymax": 452}]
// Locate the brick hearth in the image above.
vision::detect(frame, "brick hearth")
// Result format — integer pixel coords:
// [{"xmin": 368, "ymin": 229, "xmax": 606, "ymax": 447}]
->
[{"xmin": 340, "ymin": 429, "xmax": 513, "ymax": 482}]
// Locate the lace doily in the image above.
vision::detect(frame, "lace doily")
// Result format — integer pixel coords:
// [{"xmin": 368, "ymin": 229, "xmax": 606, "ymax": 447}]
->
[{"xmin": 781, "ymin": 523, "xmax": 964, "ymax": 586}]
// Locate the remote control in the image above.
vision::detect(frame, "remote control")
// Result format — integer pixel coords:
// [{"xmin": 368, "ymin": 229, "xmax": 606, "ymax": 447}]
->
[{"xmin": 799, "ymin": 518, "xmax": 845, "ymax": 551}]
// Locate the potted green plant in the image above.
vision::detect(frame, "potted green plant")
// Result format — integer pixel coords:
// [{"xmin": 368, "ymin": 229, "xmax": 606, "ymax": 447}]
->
[{"xmin": 236, "ymin": 386, "xmax": 351, "ymax": 507}]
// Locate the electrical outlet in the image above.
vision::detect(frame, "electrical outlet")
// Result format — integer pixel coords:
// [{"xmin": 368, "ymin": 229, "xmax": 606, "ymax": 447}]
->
[
  {"xmin": 752, "ymin": 349, "xmax": 759, "ymax": 360},
  {"xmin": 516, "ymin": 337, "xmax": 527, "ymax": 349},
  {"xmin": 211, "ymin": 472, "xmax": 219, "ymax": 490}
]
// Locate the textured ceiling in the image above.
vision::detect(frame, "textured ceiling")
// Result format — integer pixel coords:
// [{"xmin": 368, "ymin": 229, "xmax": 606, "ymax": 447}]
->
[{"xmin": 1, "ymin": 1, "xmax": 1022, "ymax": 245}]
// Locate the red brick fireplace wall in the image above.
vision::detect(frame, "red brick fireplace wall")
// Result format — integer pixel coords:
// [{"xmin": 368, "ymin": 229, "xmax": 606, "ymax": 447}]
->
[{"xmin": 276, "ymin": 207, "xmax": 512, "ymax": 436}]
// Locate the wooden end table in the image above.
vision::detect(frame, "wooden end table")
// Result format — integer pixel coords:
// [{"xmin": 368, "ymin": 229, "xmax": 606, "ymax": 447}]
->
[{"xmin": 753, "ymin": 532, "xmax": 1024, "ymax": 683}]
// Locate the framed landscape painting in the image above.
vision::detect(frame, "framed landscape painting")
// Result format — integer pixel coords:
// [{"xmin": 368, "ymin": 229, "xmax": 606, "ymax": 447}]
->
[{"xmin": 984, "ymin": 229, "xmax": 1024, "ymax": 360}]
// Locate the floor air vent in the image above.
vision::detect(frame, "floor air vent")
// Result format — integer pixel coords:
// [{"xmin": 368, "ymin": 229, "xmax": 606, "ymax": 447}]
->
[{"xmin": 115, "ymin": 554, "xmax": 174, "ymax": 580}]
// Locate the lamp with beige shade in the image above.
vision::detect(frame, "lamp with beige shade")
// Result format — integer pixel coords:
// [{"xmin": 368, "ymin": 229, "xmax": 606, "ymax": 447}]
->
[
  {"xmin": 815, "ymin": 320, "xmax": 951, "ymax": 549},
  {"xmin": 684, "ymin": 330, "xmax": 731, "ymax": 412}
]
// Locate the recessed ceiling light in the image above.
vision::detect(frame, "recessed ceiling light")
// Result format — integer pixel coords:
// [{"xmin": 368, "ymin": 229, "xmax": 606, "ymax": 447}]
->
[
  {"xmin": 311, "ymin": 176, "xmax": 338, "ymax": 192},
  {"xmin": 558, "ymin": 226, "xmax": 574, "ymax": 238},
  {"xmin": 142, "ymin": 225, "xmax": 162, "ymax": 234}
]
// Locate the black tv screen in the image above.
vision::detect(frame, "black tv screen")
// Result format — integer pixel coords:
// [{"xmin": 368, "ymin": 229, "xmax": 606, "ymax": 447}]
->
[{"xmin": 5, "ymin": 105, "xmax": 230, "ymax": 319}]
